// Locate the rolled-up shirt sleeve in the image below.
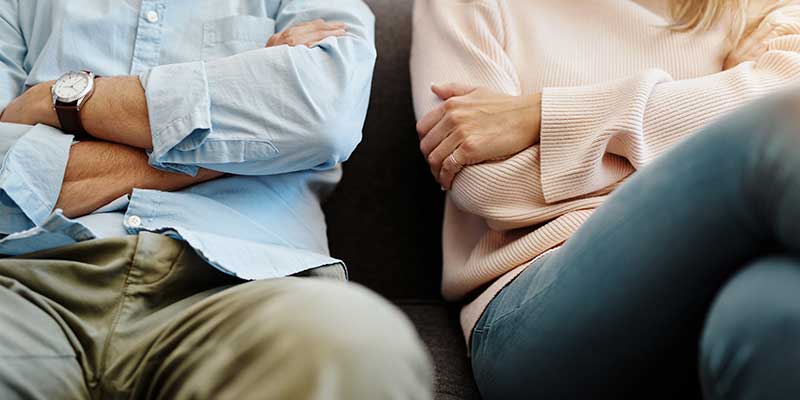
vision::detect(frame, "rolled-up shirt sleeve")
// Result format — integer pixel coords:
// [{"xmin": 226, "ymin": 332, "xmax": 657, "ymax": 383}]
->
[
  {"xmin": 139, "ymin": 0, "xmax": 376, "ymax": 176},
  {"xmin": 0, "ymin": 124, "xmax": 73, "ymax": 234}
]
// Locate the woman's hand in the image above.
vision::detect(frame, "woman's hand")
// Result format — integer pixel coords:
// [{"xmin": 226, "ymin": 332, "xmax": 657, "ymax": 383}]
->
[
  {"xmin": 266, "ymin": 19, "xmax": 347, "ymax": 48},
  {"xmin": 416, "ymin": 83, "xmax": 542, "ymax": 190}
]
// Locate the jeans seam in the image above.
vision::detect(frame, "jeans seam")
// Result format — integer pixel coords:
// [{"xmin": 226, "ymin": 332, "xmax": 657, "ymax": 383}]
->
[
  {"xmin": 477, "ymin": 252, "xmax": 559, "ymax": 332},
  {"xmin": 471, "ymin": 325, "xmax": 490, "ymax": 360},
  {"xmin": 484, "ymin": 283, "xmax": 556, "ymax": 329}
]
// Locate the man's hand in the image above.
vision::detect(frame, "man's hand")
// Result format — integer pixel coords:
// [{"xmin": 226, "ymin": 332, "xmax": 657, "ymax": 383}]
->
[
  {"xmin": 267, "ymin": 19, "xmax": 346, "ymax": 48},
  {"xmin": 0, "ymin": 81, "xmax": 59, "ymax": 127},
  {"xmin": 416, "ymin": 83, "xmax": 542, "ymax": 190}
]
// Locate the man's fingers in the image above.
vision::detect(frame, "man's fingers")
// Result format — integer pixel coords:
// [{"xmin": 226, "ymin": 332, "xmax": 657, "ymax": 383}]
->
[
  {"xmin": 299, "ymin": 20, "xmax": 347, "ymax": 34},
  {"xmin": 431, "ymin": 82, "xmax": 476, "ymax": 100},
  {"xmin": 311, "ymin": 19, "xmax": 346, "ymax": 29},
  {"xmin": 293, "ymin": 29, "xmax": 346, "ymax": 47},
  {"xmin": 267, "ymin": 19, "xmax": 347, "ymax": 47},
  {"xmin": 267, "ymin": 28, "xmax": 347, "ymax": 47},
  {"xmin": 301, "ymin": 29, "xmax": 347, "ymax": 47}
]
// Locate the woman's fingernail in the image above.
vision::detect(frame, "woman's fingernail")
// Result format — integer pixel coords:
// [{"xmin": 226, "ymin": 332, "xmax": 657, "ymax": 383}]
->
[{"xmin": 441, "ymin": 186, "xmax": 447, "ymax": 191}]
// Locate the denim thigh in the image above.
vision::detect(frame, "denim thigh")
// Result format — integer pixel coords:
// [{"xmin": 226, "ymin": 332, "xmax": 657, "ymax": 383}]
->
[{"xmin": 469, "ymin": 92, "xmax": 800, "ymax": 400}]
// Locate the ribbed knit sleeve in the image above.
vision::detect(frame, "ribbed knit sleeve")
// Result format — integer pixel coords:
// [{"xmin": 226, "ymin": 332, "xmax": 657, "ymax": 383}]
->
[
  {"xmin": 411, "ymin": 0, "xmax": 519, "ymax": 119},
  {"xmin": 539, "ymin": 4, "xmax": 800, "ymax": 203}
]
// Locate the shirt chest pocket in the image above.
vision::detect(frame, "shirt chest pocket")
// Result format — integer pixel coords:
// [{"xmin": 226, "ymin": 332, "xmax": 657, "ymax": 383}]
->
[{"xmin": 202, "ymin": 15, "xmax": 276, "ymax": 61}]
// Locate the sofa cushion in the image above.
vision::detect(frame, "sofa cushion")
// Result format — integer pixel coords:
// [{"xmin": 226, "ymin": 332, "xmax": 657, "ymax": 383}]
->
[{"xmin": 399, "ymin": 302, "xmax": 482, "ymax": 400}]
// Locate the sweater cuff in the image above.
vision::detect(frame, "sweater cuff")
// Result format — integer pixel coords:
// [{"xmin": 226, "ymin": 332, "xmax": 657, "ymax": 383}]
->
[{"xmin": 538, "ymin": 69, "xmax": 672, "ymax": 203}]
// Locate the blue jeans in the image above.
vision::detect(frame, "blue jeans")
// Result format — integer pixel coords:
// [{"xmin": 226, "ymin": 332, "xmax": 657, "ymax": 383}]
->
[{"xmin": 470, "ymin": 93, "xmax": 800, "ymax": 400}]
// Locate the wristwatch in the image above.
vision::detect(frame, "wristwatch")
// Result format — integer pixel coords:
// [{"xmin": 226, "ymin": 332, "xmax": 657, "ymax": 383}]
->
[{"xmin": 51, "ymin": 70, "xmax": 98, "ymax": 140}]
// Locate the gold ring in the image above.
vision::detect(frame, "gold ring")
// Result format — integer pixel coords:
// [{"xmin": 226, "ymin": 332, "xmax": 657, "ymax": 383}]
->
[{"xmin": 448, "ymin": 153, "xmax": 463, "ymax": 170}]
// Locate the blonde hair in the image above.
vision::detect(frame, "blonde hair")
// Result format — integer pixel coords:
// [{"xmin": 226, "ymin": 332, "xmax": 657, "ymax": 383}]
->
[{"xmin": 670, "ymin": 0, "xmax": 750, "ymax": 35}]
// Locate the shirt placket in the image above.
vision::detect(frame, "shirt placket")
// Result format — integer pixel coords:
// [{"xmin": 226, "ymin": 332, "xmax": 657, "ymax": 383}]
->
[{"xmin": 130, "ymin": 0, "xmax": 166, "ymax": 75}]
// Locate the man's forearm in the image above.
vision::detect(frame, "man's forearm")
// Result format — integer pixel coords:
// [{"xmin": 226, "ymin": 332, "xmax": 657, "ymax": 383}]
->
[
  {"xmin": 81, "ymin": 76, "xmax": 154, "ymax": 149},
  {"xmin": 0, "ymin": 76, "xmax": 154, "ymax": 149},
  {"xmin": 56, "ymin": 141, "xmax": 222, "ymax": 218}
]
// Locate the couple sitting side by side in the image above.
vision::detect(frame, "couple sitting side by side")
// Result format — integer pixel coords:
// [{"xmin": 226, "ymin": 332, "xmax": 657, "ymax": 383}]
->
[
  {"xmin": 1, "ymin": 0, "xmax": 800, "ymax": 399},
  {"xmin": 411, "ymin": 0, "xmax": 800, "ymax": 399}
]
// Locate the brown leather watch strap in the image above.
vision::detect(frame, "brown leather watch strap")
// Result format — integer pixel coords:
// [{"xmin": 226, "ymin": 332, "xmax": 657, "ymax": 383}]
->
[
  {"xmin": 55, "ymin": 102, "xmax": 87, "ymax": 139},
  {"xmin": 54, "ymin": 74, "xmax": 98, "ymax": 141}
]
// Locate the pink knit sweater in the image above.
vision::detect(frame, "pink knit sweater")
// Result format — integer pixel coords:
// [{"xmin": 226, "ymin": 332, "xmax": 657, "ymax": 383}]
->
[{"xmin": 410, "ymin": 0, "xmax": 800, "ymax": 343}]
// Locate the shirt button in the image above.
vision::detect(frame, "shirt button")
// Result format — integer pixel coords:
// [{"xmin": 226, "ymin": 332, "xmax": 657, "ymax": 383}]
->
[
  {"xmin": 127, "ymin": 215, "xmax": 142, "ymax": 228},
  {"xmin": 146, "ymin": 10, "xmax": 159, "ymax": 23}
]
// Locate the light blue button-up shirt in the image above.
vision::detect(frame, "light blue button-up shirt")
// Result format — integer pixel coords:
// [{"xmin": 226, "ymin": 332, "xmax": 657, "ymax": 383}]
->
[{"xmin": 0, "ymin": 0, "xmax": 375, "ymax": 279}]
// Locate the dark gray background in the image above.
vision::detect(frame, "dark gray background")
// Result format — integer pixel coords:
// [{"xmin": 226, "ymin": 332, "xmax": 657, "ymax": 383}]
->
[{"xmin": 322, "ymin": 0, "xmax": 481, "ymax": 398}]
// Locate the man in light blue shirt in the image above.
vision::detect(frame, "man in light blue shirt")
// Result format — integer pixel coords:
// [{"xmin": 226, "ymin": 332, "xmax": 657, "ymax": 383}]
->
[{"xmin": 0, "ymin": 1, "xmax": 432, "ymax": 398}]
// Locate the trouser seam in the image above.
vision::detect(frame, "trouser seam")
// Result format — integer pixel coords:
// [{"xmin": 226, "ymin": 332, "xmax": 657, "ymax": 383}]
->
[
  {"xmin": 92, "ymin": 238, "xmax": 140, "ymax": 392},
  {"xmin": 138, "ymin": 245, "xmax": 186, "ymax": 288},
  {"xmin": 100, "ymin": 240, "xmax": 187, "ymax": 397}
]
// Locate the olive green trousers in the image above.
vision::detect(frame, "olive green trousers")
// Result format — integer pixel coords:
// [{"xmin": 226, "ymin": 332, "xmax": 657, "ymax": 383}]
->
[{"xmin": 0, "ymin": 233, "xmax": 432, "ymax": 400}]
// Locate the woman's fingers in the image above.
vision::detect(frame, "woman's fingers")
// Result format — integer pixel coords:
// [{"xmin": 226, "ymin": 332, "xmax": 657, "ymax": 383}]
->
[
  {"xmin": 416, "ymin": 103, "xmax": 445, "ymax": 139},
  {"xmin": 417, "ymin": 83, "xmax": 476, "ymax": 138},
  {"xmin": 417, "ymin": 88, "xmax": 543, "ymax": 189},
  {"xmin": 427, "ymin": 133, "xmax": 462, "ymax": 185},
  {"xmin": 431, "ymin": 83, "xmax": 476, "ymax": 100},
  {"xmin": 419, "ymin": 113, "xmax": 455, "ymax": 158},
  {"xmin": 439, "ymin": 147, "xmax": 467, "ymax": 190}
]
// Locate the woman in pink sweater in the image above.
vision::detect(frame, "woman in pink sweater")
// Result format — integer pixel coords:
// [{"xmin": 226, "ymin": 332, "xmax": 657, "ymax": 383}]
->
[{"xmin": 411, "ymin": 0, "xmax": 800, "ymax": 398}]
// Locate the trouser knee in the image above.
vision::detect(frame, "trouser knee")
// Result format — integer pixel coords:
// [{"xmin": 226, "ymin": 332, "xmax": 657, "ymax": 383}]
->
[{"xmin": 209, "ymin": 278, "xmax": 434, "ymax": 400}]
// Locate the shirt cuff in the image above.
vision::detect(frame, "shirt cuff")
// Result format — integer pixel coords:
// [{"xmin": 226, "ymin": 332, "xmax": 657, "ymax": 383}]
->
[
  {"xmin": 0, "ymin": 124, "xmax": 73, "ymax": 227},
  {"xmin": 139, "ymin": 61, "xmax": 212, "ymax": 176}
]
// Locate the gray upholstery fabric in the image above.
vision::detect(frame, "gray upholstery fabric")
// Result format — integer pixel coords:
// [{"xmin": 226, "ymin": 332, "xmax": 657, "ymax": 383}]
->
[
  {"xmin": 322, "ymin": 0, "xmax": 482, "ymax": 398},
  {"xmin": 399, "ymin": 303, "xmax": 482, "ymax": 400},
  {"xmin": 323, "ymin": 0, "xmax": 445, "ymax": 301}
]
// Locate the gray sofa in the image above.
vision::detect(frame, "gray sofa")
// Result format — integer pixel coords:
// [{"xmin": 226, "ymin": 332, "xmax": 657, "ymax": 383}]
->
[{"xmin": 322, "ymin": 0, "xmax": 482, "ymax": 399}]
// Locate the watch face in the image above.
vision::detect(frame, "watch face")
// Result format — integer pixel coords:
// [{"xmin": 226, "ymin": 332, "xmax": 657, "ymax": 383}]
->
[{"xmin": 53, "ymin": 71, "xmax": 93, "ymax": 103}]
